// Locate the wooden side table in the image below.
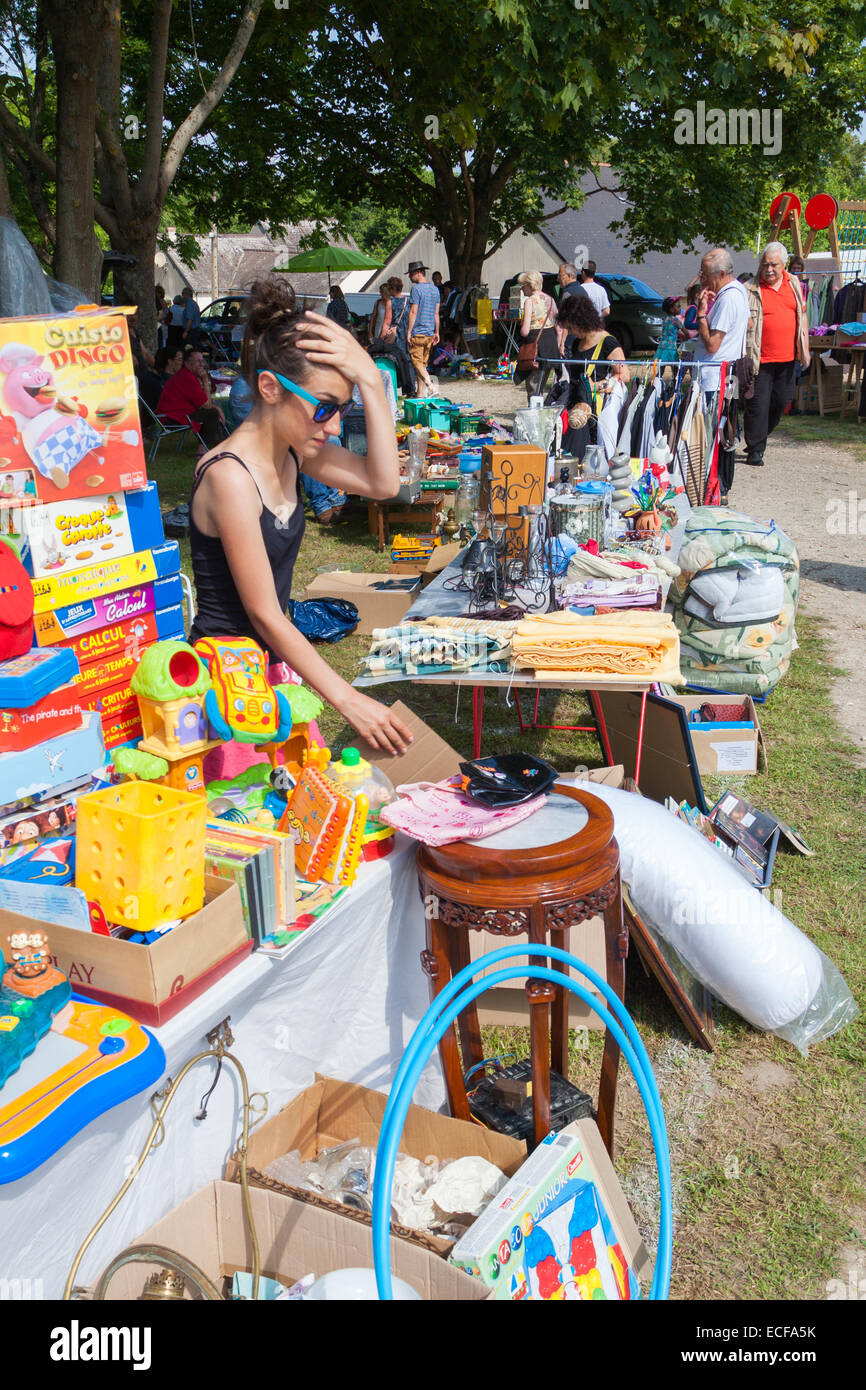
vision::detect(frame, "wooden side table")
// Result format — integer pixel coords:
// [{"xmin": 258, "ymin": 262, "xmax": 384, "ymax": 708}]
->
[
  {"xmin": 417, "ymin": 785, "xmax": 628, "ymax": 1155},
  {"xmin": 368, "ymin": 489, "xmax": 454, "ymax": 551}
]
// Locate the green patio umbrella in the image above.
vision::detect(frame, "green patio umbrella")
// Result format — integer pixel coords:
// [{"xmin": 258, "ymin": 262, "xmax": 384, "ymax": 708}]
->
[{"xmin": 275, "ymin": 245, "xmax": 382, "ymax": 288}]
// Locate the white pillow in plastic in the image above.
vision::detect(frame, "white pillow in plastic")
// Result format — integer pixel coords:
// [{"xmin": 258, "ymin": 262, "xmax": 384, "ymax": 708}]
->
[{"xmin": 570, "ymin": 783, "xmax": 822, "ymax": 1031}]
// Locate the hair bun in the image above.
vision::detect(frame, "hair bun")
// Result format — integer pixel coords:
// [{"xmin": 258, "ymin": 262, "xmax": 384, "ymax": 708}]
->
[{"xmin": 246, "ymin": 277, "xmax": 297, "ymax": 335}]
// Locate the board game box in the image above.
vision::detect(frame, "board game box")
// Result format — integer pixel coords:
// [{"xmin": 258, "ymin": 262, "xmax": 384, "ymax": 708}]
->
[{"xmin": 0, "ymin": 309, "xmax": 147, "ymax": 503}]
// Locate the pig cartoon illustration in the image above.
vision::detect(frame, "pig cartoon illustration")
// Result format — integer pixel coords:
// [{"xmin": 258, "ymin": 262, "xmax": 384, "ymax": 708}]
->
[{"xmin": 0, "ymin": 343, "xmax": 139, "ymax": 488}]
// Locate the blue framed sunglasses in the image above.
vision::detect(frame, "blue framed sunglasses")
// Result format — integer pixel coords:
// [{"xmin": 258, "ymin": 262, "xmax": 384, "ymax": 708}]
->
[{"xmin": 259, "ymin": 369, "xmax": 353, "ymax": 423}]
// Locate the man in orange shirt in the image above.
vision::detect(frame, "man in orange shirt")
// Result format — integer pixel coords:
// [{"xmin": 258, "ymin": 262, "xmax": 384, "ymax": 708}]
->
[{"xmin": 742, "ymin": 243, "xmax": 810, "ymax": 467}]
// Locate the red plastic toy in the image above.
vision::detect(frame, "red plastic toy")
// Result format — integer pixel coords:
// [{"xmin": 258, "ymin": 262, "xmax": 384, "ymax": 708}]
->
[{"xmin": 0, "ymin": 539, "xmax": 33, "ymax": 662}]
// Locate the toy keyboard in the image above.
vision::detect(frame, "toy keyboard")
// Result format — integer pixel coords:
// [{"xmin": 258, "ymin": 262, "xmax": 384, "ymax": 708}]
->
[{"xmin": 0, "ymin": 991, "xmax": 165, "ymax": 1182}]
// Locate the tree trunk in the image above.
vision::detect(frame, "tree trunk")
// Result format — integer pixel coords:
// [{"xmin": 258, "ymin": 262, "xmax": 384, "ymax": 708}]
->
[
  {"xmin": 44, "ymin": 0, "xmax": 107, "ymax": 298},
  {"xmin": 114, "ymin": 223, "xmax": 161, "ymax": 351},
  {"xmin": 0, "ymin": 148, "xmax": 12, "ymax": 218}
]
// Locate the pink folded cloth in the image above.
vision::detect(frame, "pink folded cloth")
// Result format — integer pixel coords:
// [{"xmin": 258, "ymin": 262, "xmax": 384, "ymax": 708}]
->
[{"xmin": 382, "ymin": 776, "xmax": 546, "ymax": 847}]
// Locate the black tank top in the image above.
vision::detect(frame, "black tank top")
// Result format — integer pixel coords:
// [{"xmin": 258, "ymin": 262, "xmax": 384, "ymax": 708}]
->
[{"xmin": 188, "ymin": 449, "xmax": 305, "ymax": 654}]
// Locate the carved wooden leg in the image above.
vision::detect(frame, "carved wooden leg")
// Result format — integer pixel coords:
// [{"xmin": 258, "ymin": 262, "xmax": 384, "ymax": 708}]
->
[
  {"xmin": 550, "ymin": 922, "xmax": 569, "ymax": 1079},
  {"xmin": 528, "ymin": 902, "xmax": 552, "ymax": 1149},
  {"xmin": 597, "ymin": 873, "xmax": 627, "ymax": 1156},
  {"xmin": 420, "ymin": 901, "xmax": 471, "ymax": 1122},
  {"xmin": 452, "ymin": 926, "xmax": 484, "ymax": 1078}
]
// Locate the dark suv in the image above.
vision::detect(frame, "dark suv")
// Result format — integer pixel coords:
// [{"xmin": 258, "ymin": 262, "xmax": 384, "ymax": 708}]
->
[
  {"xmin": 197, "ymin": 294, "xmax": 249, "ymax": 359},
  {"xmin": 497, "ymin": 272, "xmax": 665, "ymax": 357}
]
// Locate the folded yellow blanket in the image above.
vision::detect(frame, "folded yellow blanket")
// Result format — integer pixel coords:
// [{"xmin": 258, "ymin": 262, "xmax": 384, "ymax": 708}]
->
[{"xmin": 512, "ymin": 611, "xmax": 681, "ymax": 682}]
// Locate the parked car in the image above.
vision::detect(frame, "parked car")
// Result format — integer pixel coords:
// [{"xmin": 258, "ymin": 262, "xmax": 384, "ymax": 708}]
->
[
  {"xmin": 197, "ymin": 294, "xmax": 249, "ymax": 359},
  {"xmin": 497, "ymin": 271, "xmax": 665, "ymax": 357}
]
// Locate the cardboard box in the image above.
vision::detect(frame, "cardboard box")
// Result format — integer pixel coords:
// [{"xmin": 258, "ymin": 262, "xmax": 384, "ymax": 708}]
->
[
  {"xmin": 657, "ymin": 693, "xmax": 762, "ymax": 776},
  {"xmin": 303, "ymin": 571, "xmax": 421, "ymax": 635},
  {"xmin": 450, "ymin": 1119, "xmax": 651, "ymax": 1299},
  {"xmin": 0, "ymin": 874, "xmax": 252, "ymax": 1026},
  {"xmin": 93, "ymin": 1179, "xmax": 489, "ymax": 1300},
  {"xmin": 31, "ymin": 540, "xmax": 180, "ymax": 614},
  {"xmin": 480, "ymin": 442, "xmax": 547, "ymax": 514},
  {"xmin": 61, "ymin": 603, "xmax": 185, "ymax": 668},
  {"xmin": 225, "ymin": 1074, "xmax": 527, "ymax": 1256},
  {"xmin": 389, "ymin": 539, "xmax": 462, "ymax": 585},
  {"xmin": 0, "ymin": 308, "xmax": 147, "ymax": 503},
  {"xmin": 6, "ymin": 481, "xmax": 162, "ymax": 579},
  {"xmin": 593, "ymin": 690, "xmax": 763, "ymax": 812},
  {"xmin": 0, "ymin": 710, "xmax": 105, "ymax": 804},
  {"xmin": 32, "ymin": 572, "xmax": 183, "ymax": 646}
]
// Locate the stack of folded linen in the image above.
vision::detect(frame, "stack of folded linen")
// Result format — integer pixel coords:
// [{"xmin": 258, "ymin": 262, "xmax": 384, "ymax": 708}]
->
[
  {"xmin": 511, "ymin": 610, "xmax": 682, "ymax": 682},
  {"xmin": 557, "ymin": 572, "xmax": 661, "ymax": 611},
  {"xmin": 361, "ymin": 624, "xmax": 512, "ymax": 680}
]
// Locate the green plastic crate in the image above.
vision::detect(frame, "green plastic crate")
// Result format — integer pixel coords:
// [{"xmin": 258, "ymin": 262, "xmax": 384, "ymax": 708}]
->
[
  {"xmin": 451, "ymin": 409, "xmax": 485, "ymax": 437},
  {"xmin": 425, "ymin": 397, "xmax": 454, "ymax": 431},
  {"xmin": 403, "ymin": 397, "xmax": 428, "ymax": 425}
]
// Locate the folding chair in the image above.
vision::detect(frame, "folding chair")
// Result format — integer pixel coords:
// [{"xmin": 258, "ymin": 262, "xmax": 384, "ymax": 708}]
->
[{"xmin": 138, "ymin": 397, "xmax": 193, "ymax": 463}]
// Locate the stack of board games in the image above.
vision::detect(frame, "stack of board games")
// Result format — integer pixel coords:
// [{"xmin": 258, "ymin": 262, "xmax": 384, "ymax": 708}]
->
[{"xmin": 0, "ymin": 308, "xmax": 185, "ymax": 752}]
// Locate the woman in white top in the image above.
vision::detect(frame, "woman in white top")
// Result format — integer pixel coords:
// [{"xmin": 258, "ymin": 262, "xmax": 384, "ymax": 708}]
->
[
  {"xmin": 368, "ymin": 283, "xmax": 392, "ymax": 344},
  {"xmin": 515, "ymin": 270, "xmax": 558, "ymax": 403}
]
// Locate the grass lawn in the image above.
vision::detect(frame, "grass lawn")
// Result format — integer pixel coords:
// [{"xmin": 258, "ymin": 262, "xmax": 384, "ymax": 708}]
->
[
  {"xmin": 149, "ymin": 416, "xmax": 865, "ymax": 1302},
  {"xmin": 776, "ymin": 411, "xmax": 866, "ymax": 464}
]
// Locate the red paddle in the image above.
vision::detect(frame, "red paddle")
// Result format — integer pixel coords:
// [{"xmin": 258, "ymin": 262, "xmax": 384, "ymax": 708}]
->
[
  {"xmin": 803, "ymin": 194, "xmax": 838, "ymax": 255},
  {"xmin": 769, "ymin": 192, "xmax": 801, "ymax": 232}
]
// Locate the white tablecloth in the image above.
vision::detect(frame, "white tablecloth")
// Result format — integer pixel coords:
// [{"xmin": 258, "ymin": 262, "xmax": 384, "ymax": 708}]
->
[{"xmin": 0, "ymin": 838, "xmax": 445, "ymax": 1299}]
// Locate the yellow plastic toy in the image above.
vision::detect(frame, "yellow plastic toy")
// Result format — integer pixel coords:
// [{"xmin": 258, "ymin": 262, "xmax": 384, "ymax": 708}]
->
[
  {"xmin": 75, "ymin": 782, "xmax": 207, "ymax": 931},
  {"xmin": 131, "ymin": 640, "xmax": 219, "ymax": 761},
  {"xmin": 194, "ymin": 636, "xmax": 292, "ymax": 745}
]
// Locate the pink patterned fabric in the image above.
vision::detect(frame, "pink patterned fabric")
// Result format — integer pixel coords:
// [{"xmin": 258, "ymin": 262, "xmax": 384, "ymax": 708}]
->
[{"xmin": 382, "ymin": 777, "xmax": 547, "ymax": 847}]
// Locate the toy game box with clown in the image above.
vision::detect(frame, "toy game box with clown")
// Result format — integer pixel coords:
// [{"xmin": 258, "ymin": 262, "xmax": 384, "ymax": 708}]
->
[
  {"xmin": 0, "ymin": 309, "xmax": 147, "ymax": 505},
  {"xmin": 450, "ymin": 1124, "xmax": 650, "ymax": 1300}
]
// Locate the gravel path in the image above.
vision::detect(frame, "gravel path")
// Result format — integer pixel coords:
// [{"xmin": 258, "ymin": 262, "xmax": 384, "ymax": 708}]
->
[{"xmin": 435, "ymin": 378, "xmax": 866, "ymax": 762}]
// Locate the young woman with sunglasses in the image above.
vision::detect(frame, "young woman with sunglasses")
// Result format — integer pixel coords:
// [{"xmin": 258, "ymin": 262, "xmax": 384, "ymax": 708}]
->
[{"xmin": 189, "ymin": 277, "xmax": 413, "ymax": 758}]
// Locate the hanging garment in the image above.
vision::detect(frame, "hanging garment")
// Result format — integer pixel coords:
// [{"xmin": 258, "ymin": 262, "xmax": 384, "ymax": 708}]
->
[
  {"xmin": 598, "ymin": 377, "xmax": 628, "ymax": 460},
  {"xmin": 638, "ymin": 377, "xmax": 663, "ymax": 460},
  {"xmin": 617, "ymin": 379, "xmax": 647, "ymax": 454}
]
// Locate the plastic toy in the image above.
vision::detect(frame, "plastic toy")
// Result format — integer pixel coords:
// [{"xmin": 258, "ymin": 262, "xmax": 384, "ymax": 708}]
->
[
  {"xmin": 195, "ymin": 636, "xmax": 293, "ymax": 746},
  {"xmin": 0, "ymin": 537, "xmax": 34, "ymax": 661},
  {"xmin": 131, "ymin": 638, "xmax": 218, "ymax": 762},
  {"xmin": 112, "ymin": 747, "xmax": 169, "ymax": 782},
  {"xmin": 0, "ymin": 930, "xmax": 165, "ymax": 1182},
  {"xmin": 75, "ymin": 780, "xmax": 207, "ymax": 931},
  {"xmin": 260, "ymin": 683, "xmax": 324, "ymax": 777},
  {"xmin": 279, "ymin": 767, "xmax": 349, "ymax": 881},
  {"xmin": 0, "ymin": 645, "xmax": 79, "ymax": 706}
]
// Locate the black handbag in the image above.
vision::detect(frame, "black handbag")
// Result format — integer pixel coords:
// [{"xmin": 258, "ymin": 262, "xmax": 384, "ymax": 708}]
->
[{"xmin": 457, "ymin": 754, "xmax": 558, "ymax": 807}]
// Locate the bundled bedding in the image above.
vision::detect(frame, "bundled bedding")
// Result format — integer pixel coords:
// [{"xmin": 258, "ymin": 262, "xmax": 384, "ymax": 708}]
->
[
  {"xmin": 511, "ymin": 610, "xmax": 682, "ymax": 682},
  {"xmin": 358, "ymin": 623, "xmax": 511, "ymax": 684}
]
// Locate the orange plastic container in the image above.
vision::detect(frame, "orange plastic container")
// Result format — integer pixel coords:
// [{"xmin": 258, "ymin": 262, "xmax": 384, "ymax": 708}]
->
[{"xmin": 75, "ymin": 781, "xmax": 206, "ymax": 930}]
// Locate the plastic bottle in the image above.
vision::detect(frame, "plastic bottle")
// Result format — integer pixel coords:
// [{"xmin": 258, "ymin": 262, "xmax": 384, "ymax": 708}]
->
[{"xmin": 330, "ymin": 747, "xmax": 397, "ymax": 835}]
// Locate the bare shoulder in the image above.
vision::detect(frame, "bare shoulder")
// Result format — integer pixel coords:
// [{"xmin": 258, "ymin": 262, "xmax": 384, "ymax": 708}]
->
[{"xmin": 192, "ymin": 448, "xmax": 262, "ymax": 531}]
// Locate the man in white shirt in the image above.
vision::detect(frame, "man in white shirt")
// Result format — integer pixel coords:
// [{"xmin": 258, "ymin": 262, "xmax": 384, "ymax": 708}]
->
[
  {"xmin": 693, "ymin": 248, "xmax": 750, "ymax": 395},
  {"xmin": 579, "ymin": 261, "xmax": 610, "ymax": 319}
]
